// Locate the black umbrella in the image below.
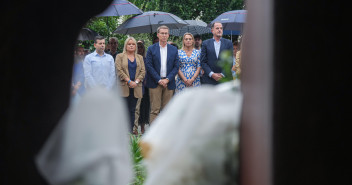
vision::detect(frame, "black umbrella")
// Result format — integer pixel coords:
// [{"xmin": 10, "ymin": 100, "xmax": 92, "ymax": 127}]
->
[
  {"xmin": 77, "ymin": 28, "xmax": 99, "ymax": 41},
  {"xmin": 113, "ymin": 11, "xmax": 188, "ymax": 34},
  {"xmin": 209, "ymin": 10, "xmax": 247, "ymax": 40},
  {"xmin": 169, "ymin": 20, "xmax": 211, "ymax": 36},
  {"xmin": 96, "ymin": 0, "xmax": 143, "ymax": 37},
  {"xmin": 96, "ymin": 0, "xmax": 143, "ymax": 17}
]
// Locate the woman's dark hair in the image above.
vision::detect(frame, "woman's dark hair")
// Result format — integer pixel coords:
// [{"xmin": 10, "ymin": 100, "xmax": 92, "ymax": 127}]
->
[{"xmin": 137, "ymin": 41, "xmax": 146, "ymax": 57}]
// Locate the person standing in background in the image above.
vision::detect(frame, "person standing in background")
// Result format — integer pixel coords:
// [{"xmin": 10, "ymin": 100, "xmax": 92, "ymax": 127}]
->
[
  {"xmin": 152, "ymin": 36, "xmax": 159, "ymax": 44},
  {"xmin": 71, "ymin": 45, "xmax": 86, "ymax": 104},
  {"xmin": 200, "ymin": 22, "xmax": 233, "ymax": 85},
  {"xmin": 145, "ymin": 25, "xmax": 179, "ymax": 124},
  {"xmin": 233, "ymin": 40, "xmax": 242, "ymax": 79},
  {"xmin": 194, "ymin": 34, "xmax": 202, "ymax": 52},
  {"xmin": 106, "ymin": 37, "xmax": 119, "ymax": 61},
  {"xmin": 83, "ymin": 36, "xmax": 116, "ymax": 90},
  {"xmin": 115, "ymin": 37, "xmax": 145, "ymax": 133},
  {"xmin": 133, "ymin": 40, "xmax": 149, "ymax": 135},
  {"xmin": 231, "ymin": 40, "xmax": 239, "ymax": 80},
  {"xmin": 175, "ymin": 33, "xmax": 201, "ymax": 94},
  {"xmin": 194, "ymin": 34, "xmax": 205, "ymax": 82}
]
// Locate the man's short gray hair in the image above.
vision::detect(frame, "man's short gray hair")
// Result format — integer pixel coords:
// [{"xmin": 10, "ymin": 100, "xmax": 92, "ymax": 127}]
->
[{"xmin": 157, "ymin": 25, "xmax": 169, "ymax": 33}]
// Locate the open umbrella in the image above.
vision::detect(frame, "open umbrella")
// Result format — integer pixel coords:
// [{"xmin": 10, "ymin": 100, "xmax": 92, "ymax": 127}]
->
[
  {"xmin": 96, "ymin": 0, "xmax": 143, "ymax": 17},
  {"xmin": 113, "ymin": 11, "xmax": 188, "ymax": 34},
  {"xmin": 209, "ymin": 10, "xmax": 247, "ymax": 40},
  {"xmin": 95, "ymin": 0, "xmax": 143, "ymax": 37},
  {"xmin": 77, "ymin": 28, "xmax": 99, "ymax": 41},
  {"xmin": 169, "ymin": 20, "xmax": 211, "ymax": 36}
]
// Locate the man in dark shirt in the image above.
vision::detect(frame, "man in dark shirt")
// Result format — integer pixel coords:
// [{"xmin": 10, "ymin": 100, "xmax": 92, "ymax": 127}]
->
[{"xmin": 106, "ymin": 37, "xmax": 119, "ymax": 60}]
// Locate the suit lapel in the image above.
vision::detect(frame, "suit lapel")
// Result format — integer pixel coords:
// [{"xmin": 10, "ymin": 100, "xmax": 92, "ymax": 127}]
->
[
  {"xmin": 209, "ymin": 38, "xmax": 217, "ymax": 59},
  {"xmin": 155, "ymin": 44, "xmax": 161, "ymax": 74},
  {"xmin": 123, "ymin": 54, "xmax": 130, "ymax": 77},
  {"xmin": 219, "ymin": 38, "xmax": 225, "ymax": 56},
  {"xmin": 166, "ymin": 44, "xmax": 170, "ymax": 66},
  {"xmin": 156, "ymin": 44, "xmax": 161, "ymax": 64}
]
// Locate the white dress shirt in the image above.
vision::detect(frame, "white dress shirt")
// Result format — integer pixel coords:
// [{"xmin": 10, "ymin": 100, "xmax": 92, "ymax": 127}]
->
[
  {"xmin": 159, "ymin": 43, "xmax": 168, "ymax": 78},
  {"xmin": 209, "ymin": 38, "xmax": 223, "ymax": 77},
  {"xmin": 214, "ymin": 39, "xmax": 221, "ymax": 59}
]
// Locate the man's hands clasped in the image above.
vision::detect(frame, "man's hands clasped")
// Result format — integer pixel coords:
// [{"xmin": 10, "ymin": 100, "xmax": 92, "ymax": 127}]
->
[
  {"xmin": 211, "ymin": 73, "xmax": 223, "ymax": 81},
  {"xmin": 158, "ymin": 78, "xmax": 169, "ymax": 88}
]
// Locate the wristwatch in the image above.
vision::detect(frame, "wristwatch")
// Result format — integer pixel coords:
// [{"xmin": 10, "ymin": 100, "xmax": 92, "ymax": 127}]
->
[{"xmin": 135, "ymin": 81, "xmax": 139, "ymax": 84}]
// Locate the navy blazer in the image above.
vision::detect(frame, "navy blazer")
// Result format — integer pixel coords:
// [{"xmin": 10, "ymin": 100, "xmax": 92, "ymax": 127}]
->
[
  {"xmin": 200, "ymin": 38, "xmax": 233, "ymax": 85},
  {"xmin": 145, "ymin": 43, "xmax": 179, "ymax": 90}
]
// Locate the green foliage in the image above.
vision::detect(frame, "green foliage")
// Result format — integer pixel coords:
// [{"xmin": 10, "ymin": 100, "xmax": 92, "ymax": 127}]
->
[
  {"xmin": 129, "ymin": 0, "xmax": 245, "ymax": 41},
  {"xmin": 84, "ymin": 16, "xmax": 128, "ymax": 52},
  {"xmin": 81, "ymin": 0, "xmax": 245, "ymax": 53},
  {"xmin": 218, "ymin": 50, "xmax": 235, "ymax": 83},
  {"xmin": 130, "ymin": 134, "xmax": 147, "ymax": 185},
  {"xmin": 130, "ymin": 0, "xmax": 244, "ymax": 23}
]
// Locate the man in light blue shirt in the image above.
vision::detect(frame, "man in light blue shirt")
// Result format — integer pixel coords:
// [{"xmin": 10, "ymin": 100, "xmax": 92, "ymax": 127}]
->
[{"xmin": 83, "ymin": 36, "xmax": 116, "ymax": 90}]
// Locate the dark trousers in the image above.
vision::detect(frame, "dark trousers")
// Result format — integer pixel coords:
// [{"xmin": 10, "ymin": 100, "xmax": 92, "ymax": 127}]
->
[{"xmin": 125, "ymin": 89, "xmax": 138, "ymax": 133}]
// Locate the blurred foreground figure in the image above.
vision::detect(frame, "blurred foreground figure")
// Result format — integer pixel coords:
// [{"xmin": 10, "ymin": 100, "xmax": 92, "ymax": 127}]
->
[
  {"xmin": 36, "ymin": 87, "xmax": 133, "ymax": 185},
  {"xmin": 140, "ymin": 80, "xmax": 242, "ymax": 185}
]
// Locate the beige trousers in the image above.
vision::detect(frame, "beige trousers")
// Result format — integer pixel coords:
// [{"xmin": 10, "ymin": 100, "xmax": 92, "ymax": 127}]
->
[
  {"xmin": 149, "ymin": 85, "xmax": 174, "ymax": 124},
  {"xmin": 133, "ymin": 98, "xmax": 142, "ymax": 132}
]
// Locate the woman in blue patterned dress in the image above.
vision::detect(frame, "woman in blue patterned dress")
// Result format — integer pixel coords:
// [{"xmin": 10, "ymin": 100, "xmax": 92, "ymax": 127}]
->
[{"xmin": 175, "ymin": 33, "xmax": 201, "ymax": 94}]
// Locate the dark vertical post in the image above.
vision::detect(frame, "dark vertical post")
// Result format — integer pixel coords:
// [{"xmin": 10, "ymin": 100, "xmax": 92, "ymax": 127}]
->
[
  {"xmin": 0, "ymin": 1, "xmax": 113, "ymax": 184},
  {"xmin": 241, "ymin": 0, "xmax": 349, "ymax": 185},
  {"xmin": 272, "ymin": 0, "xmax": 349, "ymax": 185}
]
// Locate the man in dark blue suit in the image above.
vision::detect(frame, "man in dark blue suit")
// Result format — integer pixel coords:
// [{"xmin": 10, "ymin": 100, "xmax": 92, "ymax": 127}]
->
[
  {"xmin": 200, "ymin": 22, "xmax": 234, "ymax": 85},
  {"xmin": 145, "ymin": 25, "xmax": 179, "ymax": 124}
]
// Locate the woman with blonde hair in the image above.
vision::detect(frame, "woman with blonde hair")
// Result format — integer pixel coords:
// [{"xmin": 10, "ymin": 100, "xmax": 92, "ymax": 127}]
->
[
  {"xmin": 133, "ymin": 40, "xmax": 150, "ymax": 135},
  {"xmin": 115, "ymin": 37, "xmax": 145, "ymax": 133},
  {"xmin": 175, "ymin": 32, "xmax": 201, "ymax": 94}
]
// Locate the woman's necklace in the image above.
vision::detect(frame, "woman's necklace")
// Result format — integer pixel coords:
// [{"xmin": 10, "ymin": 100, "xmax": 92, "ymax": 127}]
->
[
  {"xmin": 127, "ymin": 53, "xmax": 135, "ymax": 62},
  {"xmin": 184, "ymin": 48, "xmax": 193, "ymax": 57}
]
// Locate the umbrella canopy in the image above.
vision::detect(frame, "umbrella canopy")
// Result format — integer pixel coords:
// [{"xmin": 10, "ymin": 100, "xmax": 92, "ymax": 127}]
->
[
  {"xmin": 209, "ymin": 10, "xmax": 247, "ymax": 32},
  {"xmin": 169, "ymin": 20, "xmax": 211, "ymax": 36},
  {"xmin": 77, "ymin": 28, "xmax": 99, "ymax": 41},
  {"xmin": 222, "ymin": 30, "xmax": 241, "ymax": 35},
  {"xmin": 113, "ymin": 11, "xmax": 188, "ymax": 34},
  {"xmin": 96, "ymin": 0, "xmax": 143, "ymax": 17}
]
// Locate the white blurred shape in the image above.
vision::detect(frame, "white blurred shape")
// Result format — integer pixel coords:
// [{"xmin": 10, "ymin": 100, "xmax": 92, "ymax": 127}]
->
[
  {"xmin": 36, "ymin": 87, "xmax": 133, "ymax": 185},
  {"xmin": 141, "ymin": 80, "xmax": 243, "ymax": 185}
]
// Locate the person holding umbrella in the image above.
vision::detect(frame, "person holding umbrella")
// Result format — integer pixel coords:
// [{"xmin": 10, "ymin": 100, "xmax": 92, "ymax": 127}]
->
[
  {"xmin": 145, "ymin": 25, "xmax": 179, "ymax": 124},
  {"xmin": 200, "ymin": 22, "xmax": 233, "ymax": 85}
]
